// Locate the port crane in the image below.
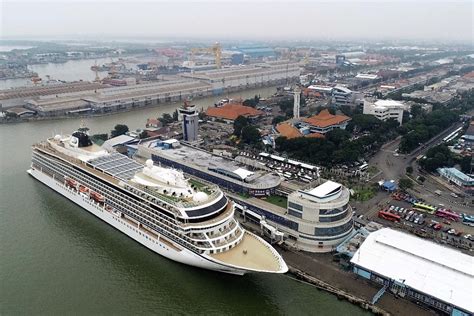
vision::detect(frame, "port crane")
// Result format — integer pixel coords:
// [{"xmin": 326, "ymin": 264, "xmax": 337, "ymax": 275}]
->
[{"xmin": 190, "ymin": 42, "xmax": 222, "ymax": 69}]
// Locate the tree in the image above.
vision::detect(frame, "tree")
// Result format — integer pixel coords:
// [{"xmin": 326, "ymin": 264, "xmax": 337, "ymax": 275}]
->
[
  {"xmin": 139, "ymin": 130, "xmax": 149, "ymax": 139},
  {"xmin": 272, "ymin": 115, "xmax": 286, "ymax": 125},
  {"xmin": 91, "ymin": 133, "xmax": 108, "ymax": 143},
  {"xmin": 410, "ymin": 104, "xmax": 424, "ymax": 118},
  {"xmin": 459, "ymin": 155, "xmax": 472, "ymax": 174},
  {"xmin": 111, "ymin": 124, "xmax": 129, "ymax": 138},
  {"xmin": 233, "ymin": 115, "xmax": 249, "ymax": 137},
  {"xmin": 241, "ymin": 125, "xmax": 261, "ymax": 144},
  {"xmin": 159, "ymin": 113, "xmax": 174, "ymax": 125},
  {"xmin": 406, "ymin": 166, "xmax": 413, "ymax": 174},
  {"xmin": 399, "ymin": 178, "xmax": 414, "ymax": 191},
  {"xmin": 172, "ymin": 109, "xmax": 179, "ymax": 121}
]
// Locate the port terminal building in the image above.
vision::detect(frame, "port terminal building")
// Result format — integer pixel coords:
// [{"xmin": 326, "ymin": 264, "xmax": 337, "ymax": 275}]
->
[
  {"xmin": 351, "ymin": 228, "xmax": 473, "ymax": 316},
  {"xmin": 232, "ymin": 180, "xmax": 354, "ymax": 253},
  {"xmin": 137, "ymin": 140, "xmax": 281, "ymax": 197}
]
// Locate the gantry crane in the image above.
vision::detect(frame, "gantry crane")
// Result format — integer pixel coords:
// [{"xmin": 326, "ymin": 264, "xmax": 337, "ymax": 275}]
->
[{"xmin": 190, "ymin": 42, "xmax": 222, "ymax": 69}]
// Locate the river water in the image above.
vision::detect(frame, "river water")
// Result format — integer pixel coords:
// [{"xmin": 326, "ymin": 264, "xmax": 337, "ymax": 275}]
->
[{"xmin": 0, "ymin": 63, "xmax": 370, "ymax": 314}]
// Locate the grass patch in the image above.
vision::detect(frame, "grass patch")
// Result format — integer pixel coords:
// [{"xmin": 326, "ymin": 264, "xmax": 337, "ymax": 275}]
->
[
  {"xmin": 351, "ymin": 186, "xmax": 376, "ymax": 202},
  {"xmin": 262, "ymin": 195, "xmax": 288, "ymax": 208},
  {"xmin": 238, "ymin": 192, "xmax": 250, "ymax": 199},
  {"xmin": 189, "ymin": 178, "xmax": 212, "ymax": 194}
]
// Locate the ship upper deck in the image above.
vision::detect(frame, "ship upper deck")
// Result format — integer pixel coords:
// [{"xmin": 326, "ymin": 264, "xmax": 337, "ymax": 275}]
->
[{"xmin": 209, "ymin": 231, "xmax": 288, "ymax": 273}]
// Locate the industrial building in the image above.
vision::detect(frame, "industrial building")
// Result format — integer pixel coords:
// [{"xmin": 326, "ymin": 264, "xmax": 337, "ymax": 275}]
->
[
  {"xmin": 351, "ymin": 228, "xmax": 473, "ymax": 316},
  {"xmin": 363, "ymin": 99, "xmax": 406, "ymax": 125},
  {"xmin": 137, "ymin": 141, "xmax": 281, "ymax": 197},
  {"xmin": 181, "ymin": 61, "xmax": 300, "ymax": 95},
  {"xmin": 19, "ymin": 61, "xmax": 299, "ymax": 117}
]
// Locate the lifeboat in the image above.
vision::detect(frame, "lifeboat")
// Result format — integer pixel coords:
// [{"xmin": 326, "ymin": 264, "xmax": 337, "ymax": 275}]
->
[
  {"xmin": 90, "ymin": 191, "xmax": 105, "ymax": 203},
  {"xmin": 65, "ymin": 177, "xmax": 77, "ymax": 188},
  {"xmin": 79, "ymin": 185, "xmax": 89, "ymax": 193}
]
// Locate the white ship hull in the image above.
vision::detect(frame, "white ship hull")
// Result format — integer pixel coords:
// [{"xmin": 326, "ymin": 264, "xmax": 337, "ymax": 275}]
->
[{"xmin": 28, "ymin": 168, "xmax": 248, "ymax": 275}]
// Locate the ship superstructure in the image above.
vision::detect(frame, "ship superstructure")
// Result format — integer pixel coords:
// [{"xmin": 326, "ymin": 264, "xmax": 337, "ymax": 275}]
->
[{"xmin": 28, "ymin": 130, "xmax": 287, "ymax": 275}]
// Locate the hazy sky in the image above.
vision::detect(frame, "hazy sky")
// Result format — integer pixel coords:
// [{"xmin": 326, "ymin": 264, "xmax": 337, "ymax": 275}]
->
[{"xmin": 1, "ymin": 0, "xmax": 473, "ymax": 42}]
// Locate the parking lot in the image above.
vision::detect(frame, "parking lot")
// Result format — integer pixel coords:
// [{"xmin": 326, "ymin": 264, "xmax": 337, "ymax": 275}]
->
[{"xmin": 365, "ymin": 192, "xmax": 474, "ymax": 253}]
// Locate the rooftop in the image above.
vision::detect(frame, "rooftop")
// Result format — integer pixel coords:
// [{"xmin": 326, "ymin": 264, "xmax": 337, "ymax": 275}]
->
[
  {"xmin": 306, "ymin": 180, "xmax": 342, "ymax": 199},
  {"xmin": 143, "ymin": 141, "xmax": 281, "ymax": 189},
  {"xmin": 206, "ymin": 103, "xmax": 264, "ymax": 121},
  {"xmin": 374, "ymin": 99, "xmax": 405, "ymax": 108},
  {"xmin": 438, "ymin": 167, "xmax": 474, "ymax": 183},
  {"xmin": 276, "ymin": 123, "xmax": 325, "ymax": 139},
  {"xmin": 302, "ymin": 109, "xmax": 351, "ymax": 128},
  {"xmin": 351, "ymin": 228, "xmax": 474, "ymax": 313},
  {"xmin": 276, "ymin": 123, "xmax": 302, "ymax": 139}
]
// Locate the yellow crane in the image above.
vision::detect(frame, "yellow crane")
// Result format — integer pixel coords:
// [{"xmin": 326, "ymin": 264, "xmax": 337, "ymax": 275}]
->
[{"xmin": 190, "ymin": 42, "xmax": 222, "ymax": 69}]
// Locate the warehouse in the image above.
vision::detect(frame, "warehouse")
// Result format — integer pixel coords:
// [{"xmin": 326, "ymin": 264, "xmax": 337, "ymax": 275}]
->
[{"xmin": 351, "ymin": 228, "xmax": 473, "ymax": 316}]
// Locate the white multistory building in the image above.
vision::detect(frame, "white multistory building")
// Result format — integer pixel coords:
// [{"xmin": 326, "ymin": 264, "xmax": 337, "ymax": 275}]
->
[
  {"xmin": 285, "ymin": 181, "xmax": 354, "ymax": 252},
  {"xmin": 363, "ymin": 99, "xmax": 406, "ymax": 125}
]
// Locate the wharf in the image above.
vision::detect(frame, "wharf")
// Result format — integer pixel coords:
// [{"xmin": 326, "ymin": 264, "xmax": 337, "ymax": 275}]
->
[{"xmin": 278, "ymin": 248, "xmax": 434, "ymax": 316}]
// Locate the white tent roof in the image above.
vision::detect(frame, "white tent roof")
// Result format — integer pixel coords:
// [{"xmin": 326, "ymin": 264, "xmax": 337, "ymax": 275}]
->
[
  {"xmin": 307, "ymin": 180, "xmax": 341, "ymax": 198},
  {"xmin": 351, "ymin": 228, "xmax": 474, "ymax": 313},
  {"xmin": 233, "ymin": 168, "xmax": 254, "ymax": 180}
]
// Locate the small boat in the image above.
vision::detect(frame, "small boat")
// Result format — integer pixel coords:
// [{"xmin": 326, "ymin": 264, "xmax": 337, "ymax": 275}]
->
[
  {"xmin": 65, "ymin": 177, "xmax": 77, "ymax": 188},
  {"xmin": 90, "ymin": 191, "xmax": 105, "ymax": 203},
  {"xmin": 79, "ymin": 185, "xmax": 89, "ymax": 193}
]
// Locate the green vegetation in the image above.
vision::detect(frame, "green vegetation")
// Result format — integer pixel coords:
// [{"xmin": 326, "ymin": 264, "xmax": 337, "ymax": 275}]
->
[
  {"xmin": 188, "ymin": 178, "xmax": 212, "ymax": 194},
  {"xmin": 399, "ymin": 178, "xmax": 414, "ymax": 191},
  {"xmin": 241, "ymin": 125, "xmax": 261, "ymax": 145},
  {"xmin": 233, "ymin": 115, "xmax": 261, "ymax": 146},
  {"xmin": 237, "ymin": 192, "xmax": 250, "ymax": 199},
  {"xmin": 263, "ymin": 195, "xmax": 288, "ymax": 208},
  {"xmin": 400, "ymin": 90, "xmax": 474, "ymax": 153},
  {"xmin": 406, "ymin": 166, "xmax": 413, "ymax": 174},
  {"xmin": 275, "ymin": 117, "xmax": 399, "ymax": 167},
  {"xmin": 233, "ymin": 115, "xmax": 249, "ymax": 137},
  {"xmin": 418, "ymin": 144, "xmax": 471, "ymax": 174},
  {"xmin": 351, "ymin": 186, "xmax": 376, "ymax": 201},
  {"xmin": 111, "ymin": 124, "xmax": 129, "ymax": 138},
  {"xmin": 90, "ymin": 133, "xmax": 108, "ymax": 145},
  {"xmin": 242, "ymin": 95, "xmax": 260, "ymax": 108},
  {"xmin": 272, "ymin": 115, "xmax": 286, "ymax": 125}
]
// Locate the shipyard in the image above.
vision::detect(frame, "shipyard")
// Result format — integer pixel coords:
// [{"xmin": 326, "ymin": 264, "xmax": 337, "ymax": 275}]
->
[{"xmin": 2, "ymin": 1, "xmax": 474, "ymax": 315}]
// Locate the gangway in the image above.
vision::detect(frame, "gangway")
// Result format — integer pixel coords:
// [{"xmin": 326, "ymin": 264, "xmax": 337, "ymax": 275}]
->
[{"xmin": 371, "ymin": 284, "xmax": 388, "ymax": 304}]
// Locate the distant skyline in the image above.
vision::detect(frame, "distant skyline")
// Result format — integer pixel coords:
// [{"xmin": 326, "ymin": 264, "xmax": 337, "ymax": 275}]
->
[{"xmin": 1, "ymin": 0, "xmax": 473, "ymax": 43}]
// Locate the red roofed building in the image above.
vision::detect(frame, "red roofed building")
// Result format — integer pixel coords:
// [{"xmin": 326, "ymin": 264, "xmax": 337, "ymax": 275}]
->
[
  {"xmin": 276, "ymin": 122, "xmax": 325, "ymax": 139},
  {"xmin": 205, "ymin": 103, "xmax": 264, "ymax": 123},
  {"xmin": 302, "ymin": 109, "xmax": 351, "ymax": 134}
]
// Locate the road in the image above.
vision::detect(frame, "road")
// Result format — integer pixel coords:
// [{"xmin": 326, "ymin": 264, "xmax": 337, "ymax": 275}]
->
[{"xmin": 366, "ymin": 120, "xmax": 473, "ymax": 214}]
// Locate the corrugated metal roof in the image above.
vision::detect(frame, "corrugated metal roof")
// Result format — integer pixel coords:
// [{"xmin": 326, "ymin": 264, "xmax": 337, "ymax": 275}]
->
[{"xmin": 351, "ymin": 228, "xmax": 474, "ymax": 313}]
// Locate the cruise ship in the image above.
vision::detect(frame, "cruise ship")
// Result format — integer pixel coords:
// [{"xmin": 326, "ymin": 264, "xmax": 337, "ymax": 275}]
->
[{"xmin": 28, "ymin": 130, "xmax": 287, "ymax": 275}]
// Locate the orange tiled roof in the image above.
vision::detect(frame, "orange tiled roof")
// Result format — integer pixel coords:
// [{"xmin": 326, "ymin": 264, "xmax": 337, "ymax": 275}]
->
[
  {"xmin": 463, "ymin": 71, "xmax": 474, "ymax": 79},
  {"xmin": 206, "ymin": 103, "xmax": 264, "ymax": 121},
  {"xmin": 305, "ymin": 132, "xmax": 325, "ymax": 139},
  {"xmin": 302, "ymin": 109, "xmax": 350, "ymax": 128},
  {"xmin": 276, "ymin": 123, "xmax": 302, "ymax": 139}
]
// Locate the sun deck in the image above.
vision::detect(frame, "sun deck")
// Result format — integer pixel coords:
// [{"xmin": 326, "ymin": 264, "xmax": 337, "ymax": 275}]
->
[{"xmin": 209, "ymin": 232, "xmax": 287, "ymax": 273}]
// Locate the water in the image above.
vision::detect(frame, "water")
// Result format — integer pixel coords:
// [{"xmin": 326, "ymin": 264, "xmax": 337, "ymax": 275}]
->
[
  {"xmin": 0, "ymin": 89, "xmax": 370, "ymax": 315},
  {"xmin": 0, "ymin": 45, "xmax": 34, "ymax": 52},
  {"xmin": 0, "ymin": 57, "xmax": 111, "ymax": 90}
]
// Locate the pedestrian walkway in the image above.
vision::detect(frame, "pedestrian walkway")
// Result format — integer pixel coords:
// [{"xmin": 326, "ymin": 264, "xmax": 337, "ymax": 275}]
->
[{"xmin": 372, "ymin": 284, "xmax": 388, "ymax": 304}]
